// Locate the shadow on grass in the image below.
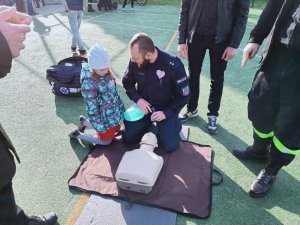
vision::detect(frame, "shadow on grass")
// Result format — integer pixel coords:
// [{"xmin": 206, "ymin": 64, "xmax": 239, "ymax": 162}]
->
[{"xmin": 54, "ymin": 95, "xmax": 86, "ymax": 125}]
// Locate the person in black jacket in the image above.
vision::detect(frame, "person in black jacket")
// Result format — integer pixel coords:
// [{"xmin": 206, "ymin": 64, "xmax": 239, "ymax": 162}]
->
[
  {"xmin": 178, "ymin": 0, "xmax": 250, "ymax": 134},
  {"xmin": 233, "ymin": 0, "xmax": 300, "ymax": 198},
  {"xmin": 0, "ymin": 6, "xmax": 57, "ymax": 225},
  {"xmin": 122, "ymin": 33, "xmax": 190, "ymax": 152}
]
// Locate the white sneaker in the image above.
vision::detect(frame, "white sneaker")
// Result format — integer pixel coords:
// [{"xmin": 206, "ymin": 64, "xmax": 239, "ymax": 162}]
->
[{"xmin": 130, "ymin": 7, "xmax": 134, "ymax": 11}]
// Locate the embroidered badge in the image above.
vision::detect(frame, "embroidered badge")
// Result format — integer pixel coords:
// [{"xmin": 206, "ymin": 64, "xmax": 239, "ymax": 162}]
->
[
  {"xmin": 181, "ymin": 85, "xmax": 190, "ymax": 96},
  {"xmin": 176, "ymin": 77, "xmax": 187, "ymax": 84},
  {"xmin": 156, "ymin": 70, "xmax": 165, "ymax": 79}
]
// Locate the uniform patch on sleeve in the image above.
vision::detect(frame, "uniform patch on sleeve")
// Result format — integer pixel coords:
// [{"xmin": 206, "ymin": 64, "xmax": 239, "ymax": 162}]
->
[{"xmin": 181, "ymin": 85, "xmax": 190, "ymax": 96}]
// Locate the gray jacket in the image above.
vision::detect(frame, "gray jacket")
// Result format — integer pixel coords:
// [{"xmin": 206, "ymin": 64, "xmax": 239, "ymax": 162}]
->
[{"xmin": 178, "ymin": 0, "xmax": 250, "ymax": 48}]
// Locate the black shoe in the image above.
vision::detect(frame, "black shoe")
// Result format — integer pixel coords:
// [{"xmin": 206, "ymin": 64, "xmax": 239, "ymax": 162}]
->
[
  {"xmin": 207, "ymin": 115, "xmax": 218, "ymax": 134},
  {"xmin": 249, "ymin": 168, "xmax": 277, "ymax": 198},
  {"xmin": 179, "ymin": 110, "xmax": 198, "ymax": 122},
  {"xmin": 69, "ymin": 129, "xmax": 80, "ymax": 138},
  {"xmin": 79, "ymin": 49, "xmax": 87, "ymax": 57},
  {"xmin": 29, "ymin": 12, "xmax": 38, "ymax": 16},
  {"xmin": 88, "ymin": 5, "xmax": 95, "ymax": 12},
  {"xmin": 233, "ymin": 146, "xmax": 268, "ymax": 161},
  {"xmin": 27, "ymin": 212, "xmax": 57, "ymax": 225}
]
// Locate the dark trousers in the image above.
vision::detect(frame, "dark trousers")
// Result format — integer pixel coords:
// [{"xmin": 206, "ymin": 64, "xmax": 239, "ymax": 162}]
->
[
  {"xmin": 248, "ymin": 43, "xmax": 300, "ymax": 165},
  {"xmin": 123, "ymin": 0, "xmax": 134, "ymax": 8},
  {"xmin": 187, "ymin": 35, "xmax": 227, "ymax": 116},
  {"xmin": 0, "ymin": 183, "xmax": 28, "ymax": 225},
  {"xmin": 122, "ymin": 113, "xmax": 182, "ymax": 152}
]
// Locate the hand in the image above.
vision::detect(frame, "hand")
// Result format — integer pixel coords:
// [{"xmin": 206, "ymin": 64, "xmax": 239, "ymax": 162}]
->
[
  {"xmin": 177, "ymin": 44, "xmax": 188, "ymax": 58},
  {"xmin": 241, "ymin": 43, "xmax": 260, "ymax": 67},
  {"xmin": 222, "ymin": 47, "xmax": 236, "ymax": 61},
  {"xmin": 0, "ymin": 22, "xmax": 31, "ymax": 58},
  {"xmin": 0, "ymin": 7, "xmax": 32, "ymax": 25},
  {"xmin": 136, "ymin": 98, "xmax": 152, "ymax": 114},
  {"xmin": 151, "ymin": 111, "xmax": 166, "ymax": 122}
]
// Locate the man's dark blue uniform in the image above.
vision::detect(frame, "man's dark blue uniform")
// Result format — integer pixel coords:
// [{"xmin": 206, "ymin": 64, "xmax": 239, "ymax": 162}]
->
[{"xmin": 122, "ymin": 47, "xmax": 190, "ymax": 151}]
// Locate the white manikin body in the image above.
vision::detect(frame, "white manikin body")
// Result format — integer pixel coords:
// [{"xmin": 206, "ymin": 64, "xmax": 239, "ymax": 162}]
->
[{"xmin": 116, "ymin": 132, "xmax": 164, "ymax": 194}]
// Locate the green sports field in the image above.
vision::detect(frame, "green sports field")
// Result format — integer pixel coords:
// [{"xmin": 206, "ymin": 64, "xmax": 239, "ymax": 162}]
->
[{"xmin": 0, "ymin": 2, "xmax": 299, "ymax": 225}]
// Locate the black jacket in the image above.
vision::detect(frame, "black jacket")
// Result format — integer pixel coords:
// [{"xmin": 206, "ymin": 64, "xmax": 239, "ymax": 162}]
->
[
  {"xmin": 248, "ymin": 0, "xmax": 300, "ymax": 67},
  {"xmin": 122, "ymin": 48, "xmax": 190, "ymax": 119},
  {"xmin": 178, "ymin": 0, "xmax": 250, "ymax": 48},
  {"xmin": 0, "ymin": 32, "xmax": 12, "ymax": 78},
  {"xmin": 0, "ymin": 32, "xmax": 20, "ymax": 190}
]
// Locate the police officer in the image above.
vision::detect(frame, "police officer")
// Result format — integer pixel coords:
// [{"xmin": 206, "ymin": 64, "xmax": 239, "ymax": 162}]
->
[
  {"xmin": 122, "ymin": 33, "xmax": 190, "ymax": 152},
  {"xmin": 234, "ymin": 0, "xmax": 300, "ymax": 198}
]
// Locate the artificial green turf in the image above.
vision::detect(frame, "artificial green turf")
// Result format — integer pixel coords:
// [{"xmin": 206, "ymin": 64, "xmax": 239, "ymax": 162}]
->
[{"xmin": 0, "ymin": 4, "xmax": 299, "ymax": 225}]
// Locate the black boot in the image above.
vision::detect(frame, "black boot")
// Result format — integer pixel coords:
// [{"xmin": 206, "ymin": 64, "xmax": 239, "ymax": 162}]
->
[
  {"xmin": 88, "ymin": 4, "xmax": 96, "ymax": 12},
  {"xmin": 233, "ymin": 146, "xmax": 269, "ymax": 161},
  {"xmin": 27, "ymin": 212, "xmax": 57, "ymax": 225},
  {"xmin": 249, "ymin": 162, "xmax": 283, "ymax": 198}
]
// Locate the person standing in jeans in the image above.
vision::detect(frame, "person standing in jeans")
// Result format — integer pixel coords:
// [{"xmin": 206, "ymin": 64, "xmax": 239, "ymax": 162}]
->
[
  {"xmin": 64, "ymin": 0, "xmax": 87, "ymax": 56},
  {"xmin": 177, "ymin": 0, "xmax": 250, "ymax": 134}
]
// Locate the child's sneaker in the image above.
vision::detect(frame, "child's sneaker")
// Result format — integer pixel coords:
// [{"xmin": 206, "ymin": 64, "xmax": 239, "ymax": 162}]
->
[
  {"xmin": 69, "ymin": 129, "xmax": 80, "ymax": 138},
  {"xmin": 78, "ymin": 115, "xmax": 86, "ymax": 132},
  {"xmin": 79, "ymin": 49, "xmax": 87, "ymax": 57},
  {"xmin": 179, "ymin": 110, "xmax": 198, "ymax": 122},
  {"xmin": 207, "ymin": 115, "xmax": 218, "ymax": 134}
]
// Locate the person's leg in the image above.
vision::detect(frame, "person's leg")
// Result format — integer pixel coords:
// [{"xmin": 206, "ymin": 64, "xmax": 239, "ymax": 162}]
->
[
  {"xmin": 122, "ymin": 115, "xmax": 152, "ymax": 143},
  {"xmin": 233, "ymin": 46, "xmax": 282, "ymax": 160},
  {"xmin": 76, "ymin": 11, "xmax": 85, "ymax": 51},
  {"xmin": 122, "ymin": 0, "xmax": 128, "ymax": 8},
  {"xmin": 0, "ymin": 182, "xmax": 28, "ymax": 225},
  {"xmin": 186, "ymin": 35, "xmax": 207, "ymax": 113},
  {"xmin": 76, "ymin": 132, "xmax": 112, "ymax": 145},
  {"xmin": 130, "ymin": 0, "xmax": 134, "ymax": 8},
  {"xmin": 16, "ymin": 0, "xmax": 26, "ymax": 12},
  {"xmin": 88, "ymin": 0, "xmax": 95, "ymax": 12},
  {"xmin": 207, "ymin": 40, "xmax": 227, "ymax": 117},
  {"xmin": 157, "ymin": 114, "xmax": 182, "ymax": 152},
  {"xmin": 26, "ymin": 0, "xmax": 37, "ymax": 15},
  {"xmin": 68, "ymin": 11, "xmax": 85, "ymax": 52}
]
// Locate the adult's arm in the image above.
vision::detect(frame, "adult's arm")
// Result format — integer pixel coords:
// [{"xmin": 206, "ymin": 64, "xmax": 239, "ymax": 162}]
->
[
  {"xmin": 122, "ymin": 62, "xmax": 142, "ymax": 103},
  {"xmin": 163, "ymin": 60, "xmax": 190, "ymax": 119},
  {"xmin": 228, "ymin": 0, "xmax": 250, "ymax": 48},
  {"xmin": 249, "ymin": 0, "xmax": 284, "ymax": 44},
  {"xmin": 178, "ymin": 0, "xmax": 190, "ymax": 44}
]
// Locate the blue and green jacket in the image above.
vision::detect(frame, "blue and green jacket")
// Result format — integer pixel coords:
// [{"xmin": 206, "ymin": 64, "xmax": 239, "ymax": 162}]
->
[{"xmin": 81, "ymin": 63, "xmax": 125, "ymax": 133}]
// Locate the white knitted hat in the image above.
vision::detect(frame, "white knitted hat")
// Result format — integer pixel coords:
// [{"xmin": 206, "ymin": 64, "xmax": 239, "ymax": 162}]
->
[{"xmin": 87, "ymin": 44, "xmax": 111, "ymax": 70}]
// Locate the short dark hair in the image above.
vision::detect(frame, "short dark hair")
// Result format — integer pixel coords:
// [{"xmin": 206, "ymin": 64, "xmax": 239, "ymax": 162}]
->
[{"xmin": 129, "ymin": 33, "xmax": 155, "ymax": 56}]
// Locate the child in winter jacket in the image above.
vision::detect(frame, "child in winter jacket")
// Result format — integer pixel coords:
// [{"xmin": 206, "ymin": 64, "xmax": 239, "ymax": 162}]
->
[{"xmin": 69, "ymin": 44, "xmax": 125, "ymax": 145}]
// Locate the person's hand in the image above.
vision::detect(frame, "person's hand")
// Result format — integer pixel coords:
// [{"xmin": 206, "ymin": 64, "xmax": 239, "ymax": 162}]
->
[
  {"xmin": 222, "ymin": 47, "xmax": 236, "ymax": 61},
  {"xmin": 0, "ymin": 22, "xmax": 31, "ymax": 58},
  {"xmin": 241, "ymin": 43, "xmax": 260, "ymax": 67},
  {"xmin": 177, "ymin": 44, "xmax": 188, "ymax": 58},
  {"xmin": 151, "ymin": 111, "xmax": 166, "ymax": 122},
  {"xmin": 0, "ymin": 7, "xmax": 32, "ymax": 25},
  {"xmin": 136, "ymin": 98, "xmax": 152, "ymax": 114}
]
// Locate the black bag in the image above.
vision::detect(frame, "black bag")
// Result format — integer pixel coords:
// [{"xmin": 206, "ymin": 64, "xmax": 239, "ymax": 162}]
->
[{"xmin": 46, "ymin": 56, "xmax": 88, "ymax": 97}]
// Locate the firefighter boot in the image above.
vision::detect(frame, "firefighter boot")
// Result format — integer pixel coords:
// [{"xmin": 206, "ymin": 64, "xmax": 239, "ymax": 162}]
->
[
  {"xmin": 249, "ymin": 161, "xmax": 283, "ymax": 198},
  {"xmin": 233, "ymin": 135, "xmax": 271, "ymax": 161},
  {"xmin": 233, "ymin": 145, "xmax": 269, "ymax": 161}
]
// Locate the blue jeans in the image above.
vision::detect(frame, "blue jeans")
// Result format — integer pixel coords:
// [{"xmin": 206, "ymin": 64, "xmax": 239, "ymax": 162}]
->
[
  {"xmin": 122, "ymin": 114, "xmax": 182, "ymax": 152},
  {"xmin": 68, "ymin": 10, "xmax": 84, "ymax": 50},
  {"xmin": 26, "ymin": 0, "xmax": 35, "ymax": 14}
]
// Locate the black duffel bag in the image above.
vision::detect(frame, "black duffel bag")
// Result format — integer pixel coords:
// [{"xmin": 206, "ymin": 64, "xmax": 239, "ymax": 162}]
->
[{"xmin": 46, "ymin": 56, "xmax": 88, "ymax": 97}]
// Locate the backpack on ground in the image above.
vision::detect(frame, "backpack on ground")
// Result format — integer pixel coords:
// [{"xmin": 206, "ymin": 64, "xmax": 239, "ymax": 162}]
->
[{"xmin": 46, "ymin": 56, "xmax": 88, "ymax": 97}]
